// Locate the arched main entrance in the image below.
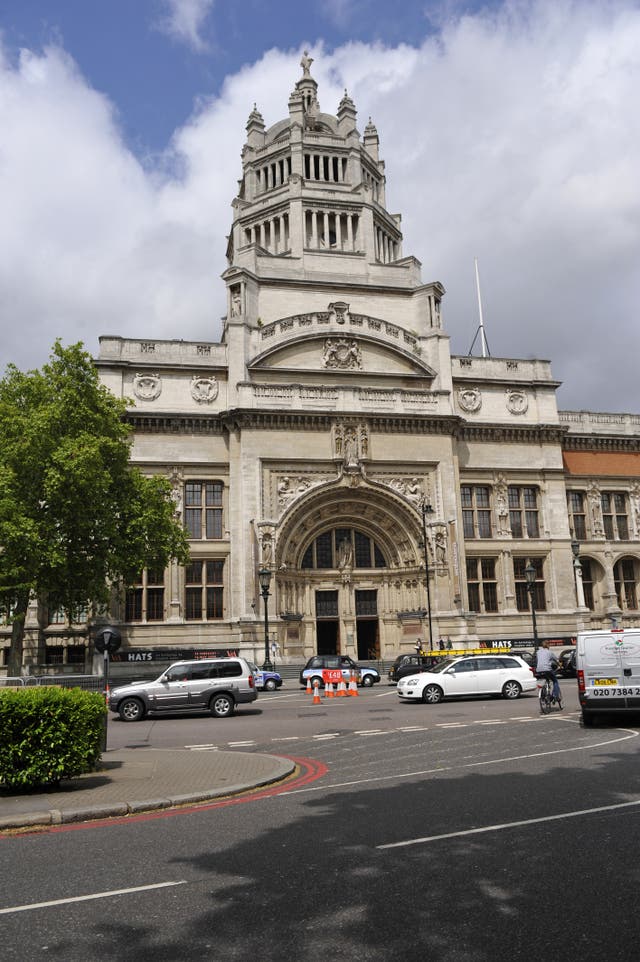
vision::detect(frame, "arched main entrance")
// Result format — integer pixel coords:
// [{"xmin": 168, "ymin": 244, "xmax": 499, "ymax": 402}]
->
[{"xmin": 274, "ymin": 479, "xmax": 425, "ymax": 660}]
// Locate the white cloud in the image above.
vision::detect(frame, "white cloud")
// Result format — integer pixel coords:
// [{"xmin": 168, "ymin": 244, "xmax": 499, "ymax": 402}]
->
[
  {"xmin": 0, "ymin": 1, "xmax": 639, "ymax": 413},
  {"xmin": 156, "ymin": 0, "xmax": 214, "ymax": 52}
]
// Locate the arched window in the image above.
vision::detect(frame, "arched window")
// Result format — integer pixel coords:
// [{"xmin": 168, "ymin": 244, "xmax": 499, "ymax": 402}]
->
[{"xmin": 301, "ymin": 528, "xmax": 386, "ymax": 569}]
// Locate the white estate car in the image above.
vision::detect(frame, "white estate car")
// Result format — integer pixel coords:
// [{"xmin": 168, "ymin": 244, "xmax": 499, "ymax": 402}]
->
[{"xmin": 397, "ymin": 654, "xmax": 536, "ymax": 704}]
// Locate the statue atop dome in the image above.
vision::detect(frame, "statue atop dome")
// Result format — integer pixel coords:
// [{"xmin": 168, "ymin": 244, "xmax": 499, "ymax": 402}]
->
[{"xmin": 300, "ymin": 50, "xmax": 314, "ymax": 77}]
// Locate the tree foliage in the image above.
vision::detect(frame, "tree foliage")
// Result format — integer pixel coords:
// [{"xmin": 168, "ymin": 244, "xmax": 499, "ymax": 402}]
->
[{"xmin": 0, "ymin": 341, "xmax": 190, "ymax": 674}]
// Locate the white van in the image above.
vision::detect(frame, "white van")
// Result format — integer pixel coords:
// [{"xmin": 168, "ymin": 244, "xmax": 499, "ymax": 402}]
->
[{"xmin": 576, "ymin": 628, "xmax": 640, "ymax": 726}]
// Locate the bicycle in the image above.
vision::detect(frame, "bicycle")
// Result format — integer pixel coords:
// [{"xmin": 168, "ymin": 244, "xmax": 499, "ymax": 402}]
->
[{"xmin": 537, "ymin": 672, "xmax": 562, "ymax": 714}]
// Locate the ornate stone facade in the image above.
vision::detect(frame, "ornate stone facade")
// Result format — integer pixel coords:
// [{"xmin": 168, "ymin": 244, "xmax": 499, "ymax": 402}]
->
[{"xmin": 6, "ymin": 56, "xmax": 639, "ymax": 674}]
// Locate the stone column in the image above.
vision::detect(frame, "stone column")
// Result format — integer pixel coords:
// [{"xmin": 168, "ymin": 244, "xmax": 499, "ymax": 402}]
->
[
  {"xmin": 335, "ymin": 213, "xmax": 343, "ymax": 250},
  {"xmin": 346, "ymin": 213, "xmax": 353, "ymax": 251},
  {"xmin": 323, "ymin": 211, "xmax": 330, "ymax": 248},
  {"xmin": 310, "ymin": 210, "xmax": 318, "ymax": 248}
]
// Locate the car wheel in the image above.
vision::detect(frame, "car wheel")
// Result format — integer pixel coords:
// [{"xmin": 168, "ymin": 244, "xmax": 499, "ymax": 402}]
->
[
  {"xmin": 264, "ymin": 678, "xmax": 277, "ymax": 691},
  {"xmin": 310, "ymin": 675, "xmax": 324, "ymax": 690},
  {"xmin": 361, "ymin": 674, "xmax": 374, "ymax": 688},
  {"xmin": 118, "ymin": 697, "xmax": 145, "ymax": 722},
  {"xmin": 210, "ymin": 693, "xmax": 234, "ymax": 718},
  {"xmin": 502, "ymin": 680, "xmax": 522, "ymax": 699},
  {"xmin": 581, "ymin": 711, "xmax": 595, "ymax": 727},
  {"xmin": 422, "ymin": 684, "xmax": 443, "ymax": 704}
]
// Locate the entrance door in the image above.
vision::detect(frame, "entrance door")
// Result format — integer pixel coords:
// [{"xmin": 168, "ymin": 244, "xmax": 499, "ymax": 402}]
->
[
  {"xmin": 355, "ymin": 590, "xmax": 379, "ymax": 660},
  {"xmin": 317, "ymin": 620, "xmax": 339, "ymax": 655},
  {"xmin": 316, "ymin": 590, "xmax": 339, "ymax": 655}
]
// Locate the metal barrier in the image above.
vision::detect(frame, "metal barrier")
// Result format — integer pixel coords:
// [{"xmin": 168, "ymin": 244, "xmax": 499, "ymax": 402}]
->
[
  {"xmin": 23, "ymin": 674, "xmax": 105, "ymax": 691},
  {"xmin": 0, "ymin": 677, "xmax": 26, "ymax": 687}
]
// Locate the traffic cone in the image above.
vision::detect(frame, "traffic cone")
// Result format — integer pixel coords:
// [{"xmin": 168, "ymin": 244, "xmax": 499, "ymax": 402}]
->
[
  {"xmin": 348, "ymin": 673, "xmax": 359, "ymax": 696},
  {"xmin": 336, "ymin": 678, "xmax": 347, "ymax": 696},
  {"xmin": 325, "ymin": 680, "xmax": 334, "ymax": 698},
  {"xmin": 312, "ymin": 681, "xmax": 321, "ymax": 705},
  {"xmin": 306, "ymin": 676, "xmax": 312, "ymax": 694}
]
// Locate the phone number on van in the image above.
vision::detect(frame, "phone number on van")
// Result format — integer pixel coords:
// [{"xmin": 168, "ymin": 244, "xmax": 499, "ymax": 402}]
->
[{"xmin": 591, "ymin": 687, "xmax": 640, "ymax": 697}]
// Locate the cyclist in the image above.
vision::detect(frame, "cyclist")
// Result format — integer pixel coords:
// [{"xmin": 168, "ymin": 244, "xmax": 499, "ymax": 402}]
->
[{"xmin": 535, "ymin": 640, "xmax": 562, "ymax": 708}]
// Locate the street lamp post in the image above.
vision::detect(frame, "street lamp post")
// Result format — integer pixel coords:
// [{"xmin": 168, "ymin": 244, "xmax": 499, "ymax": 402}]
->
[
  {"xmin": 258, "ymin": 567, "xmax": 273, "ymax": 671},
  {"xmin": 421, "ymin": 501, "xmax": 434, "ymax": 651},
  {"xmin": 571, "ymin": 538, "xmax": 587, "ymax": 609},
  {"xmin": 524, "ymin": 560, "xmax": 539, "ymax": 649}
]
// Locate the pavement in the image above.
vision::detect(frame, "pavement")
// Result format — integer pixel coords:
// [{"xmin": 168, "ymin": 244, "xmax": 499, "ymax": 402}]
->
[{"xmin": 0, "ymin": 748, "xmax": 295, "ymax": 831}]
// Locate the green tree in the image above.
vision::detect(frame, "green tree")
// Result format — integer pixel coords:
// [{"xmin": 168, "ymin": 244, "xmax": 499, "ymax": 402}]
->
[{"xmin": 0, "ymin": 341, "xmax": 190, "ymax": 675}]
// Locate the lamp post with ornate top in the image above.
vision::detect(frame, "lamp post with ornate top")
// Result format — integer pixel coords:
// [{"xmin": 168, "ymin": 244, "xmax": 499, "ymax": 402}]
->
[
  {"xmin": 421, "ymin": 501, "xmax": 434, "ymax": 651},
  {"xmin": 259, "ymin": 567, "xmax": 274, "ymax": 671}
]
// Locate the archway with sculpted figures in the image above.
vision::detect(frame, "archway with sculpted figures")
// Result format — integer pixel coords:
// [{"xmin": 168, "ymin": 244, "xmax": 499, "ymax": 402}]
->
[{"xmin": 273, "ymin": 479, "xmax": 426, "ymax": 659}]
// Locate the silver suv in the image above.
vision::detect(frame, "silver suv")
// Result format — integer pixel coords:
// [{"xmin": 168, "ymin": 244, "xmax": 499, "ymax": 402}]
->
[{"xmin": 108, "ymin": 658, "xmax": 257, "ymax": 721}]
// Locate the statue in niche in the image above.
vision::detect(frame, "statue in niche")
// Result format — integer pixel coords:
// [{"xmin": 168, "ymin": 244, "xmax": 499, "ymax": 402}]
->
[
  {"xmin": 230, "ymin": 288, "xmax": 242, "ymax": 316},
  {"xmin": 261, "ymin": 533, "xmax": 273, "ymax": 566},
  {"xmin": 435, "ymin": 530, "xmax": 447, "ymax": 566},
  {"xmin": 337, "ymin": 537, "xmax": 353, "ymax": 570},
  {"xmin": 344, "ymin": 430, "xmax": 358, "ymax": 467}
]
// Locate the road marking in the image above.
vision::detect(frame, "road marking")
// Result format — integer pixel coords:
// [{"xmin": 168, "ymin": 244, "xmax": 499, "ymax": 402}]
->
[
  {"xmin": 354, "ymin": 729, "xmax": 386, "ymax": 735},
  {"xmin": 184, "ymin": 743, "xmax": 217, "ymax": 748},
  {"xmin": 227, "ymin": 741, "xmax": 256, "ymax": 747},
  {"xmin": 272, "ymin": 736, "xmax": 300, "ymax": 742},
  {"xmin": 0, "ymin": 881, "xmax": 188, "ymax": 915},
  {"xmin": 188, "ymin": 746, "xmax": 219, "ymax": 752},
  {"xmin": 397, "ymin": 726, "xmax": 429, "ymax": 732},
  {"xmin": 377, "ymin": 799, "xmax": 640, "ymax": 849},
  {"xmin": 436, "ymin": 723, "xmax": 467, "ymax": 728},
  {"xmin": 472, "ymin": 720, "xmax": 505, "ymax": 725},
  {"xmin": 282, "ymin": 728, "xmax": 638, "ymax": 795},
  {"xmin": 313, "ymin": 733, "xmax": 340, "ymax": 740}
]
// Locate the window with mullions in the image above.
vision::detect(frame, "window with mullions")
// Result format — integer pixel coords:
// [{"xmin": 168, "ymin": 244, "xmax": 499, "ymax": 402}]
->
[
  {"xmin": 47, "ymin": 604, "xmax": 89, "ymax": 626},
  {"xmin": 514, "ymin": 557, "xmax": 546, "ymax": 612},
  {"xmin": 508, "ymin": 486, "xmax": 540, "ymax": 538},
  {"xmin": 125, "ymin": 570, "xmax": 165, "ymax": 622},
  {"xmin": 461, "ymin": 486, "xmax": 492, "ymax": 539},
  {"xmin": 601, "ymin": 492, "xmax": 629, "ymax": 541},
  {"xmin": 614, "ymin": 559, "xmax": 637, "ymax": 610},
  {"xmin": 185, "ymin": 481, "xmax": 223, "ymax": 540},
  {"xmin": 185, "ymin": 560, "xmax": 224, "ymax": 620},
  {"xmin": 466, "ymin": 557, "xmax": 499, "ymax": 613},
  {"xmin": 568, "ymin": 491, "xmax": 587, "ymax": 540},
  {"xmin": 301, "ymin": 529, "xmax": 386, "ymax": 569}
]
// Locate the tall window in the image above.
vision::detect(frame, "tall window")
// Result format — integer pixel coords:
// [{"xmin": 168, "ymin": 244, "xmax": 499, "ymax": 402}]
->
[
  {"xmin": 301, "ymin": 528, "xmax": 386, "ymax": 569},
  {"xmin": 509, "ymin": 486, "xmax": 540, "ymax": 538},
  {"xmin": 568, "ymin": 491, "xmax": 587, "ymax": 540},
  {"xmin": 466, "ymin": 557, "xmax": 499, "ymax": 612},
  {"xmin": 614, "ymin": 559, "xmax": 637, "ymax": 610},
  {"xmin": 601, "ymin": 492, "xmax": 629, "ymax": 541},
  {"xmin": 580, "ymin": 559, "xmax": 594, "ymax": 610},
  {"xmin": 461, "ymin": 486, "xmax": 492, "ymax": 539},
  {"xmin": 185, "ymin": 560, "xmax": 224, "ymax": 620},
  {"xmin": 514, "ymin": 557, "xmax": 546, "ymax": 612},
  {"xmin": 125, "ymin": 570, "xmax": 165, "ymax": 622},
  {"xmin": 185, "ymin": 481, "xmax": 223, "ymax": 540}
]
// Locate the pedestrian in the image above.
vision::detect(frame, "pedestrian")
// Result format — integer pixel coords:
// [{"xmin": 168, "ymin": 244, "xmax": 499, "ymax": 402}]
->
[
  {"xmin": 438, "ymin": 638, "xmax": 445, "ymax": 651},
  {"xmin": 446, "ymin": 637, "xmax": 452, "ymax": 650}
]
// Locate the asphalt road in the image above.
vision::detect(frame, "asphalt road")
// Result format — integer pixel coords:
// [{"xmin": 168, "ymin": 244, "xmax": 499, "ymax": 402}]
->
[{"xmin": 2, "ymin": 682, "xmax": 640, "ymax": 962}]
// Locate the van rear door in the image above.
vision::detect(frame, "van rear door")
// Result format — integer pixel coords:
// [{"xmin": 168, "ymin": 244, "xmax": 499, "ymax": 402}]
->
[{"xmin": 579, "ymin": 630, "xmax": 640, "ymax": 712}]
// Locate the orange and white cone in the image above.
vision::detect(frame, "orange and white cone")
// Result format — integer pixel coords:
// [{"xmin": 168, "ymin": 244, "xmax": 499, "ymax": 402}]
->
[
  {"xmin": 325, "ymin": 680, "xmax": 334, "ymax": 698},
  {"xmin": 312, "ymin": 680, "xmax": 321, "ymax": 705},
  {"xmin": 336, "ymin": 678, "xmax": 347, "ymax": 697},
  {"xmin": 306, "ymin": 676, "xmax": 312, "ymax": 694},
  {"xmin": 348, "ymin": 673, "xmax": 359, "ymax": 696}
]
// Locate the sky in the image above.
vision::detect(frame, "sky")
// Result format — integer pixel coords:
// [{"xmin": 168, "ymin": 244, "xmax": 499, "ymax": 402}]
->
[{"xmin": 0, "ymin": 0, "xmax": 639, "ymax": 412}]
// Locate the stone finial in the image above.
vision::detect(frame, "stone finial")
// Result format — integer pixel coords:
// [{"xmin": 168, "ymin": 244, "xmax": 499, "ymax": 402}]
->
[
  {"xmin": 246, "ymin": 103, "xmax": 265, "ymax": 132},
  {"xmin": 364, "ymin": 116, "xmax": 378, "ymax": 137}
]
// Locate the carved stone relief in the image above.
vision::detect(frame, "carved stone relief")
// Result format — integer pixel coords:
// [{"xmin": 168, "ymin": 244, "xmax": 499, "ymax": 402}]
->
[
  {"xmin": 133, "ymin": 373, "xmax": 161, "ymax": 401},
  {"xmin": 322, "ymin": 337, "xmax": 362, "ymax": 370},
  {"xmin": 386, "ymin": 477, "xmax": 424, "ymax": 505},
  {"xmin": 458, "ymin": 387, "xmax": 481, "ymax": 413},
  {"xmin": 169, "ymin": 466, "xmax": 184, "ymax": 518},
  {"xmin": 190, "ymin": 376, "xmax": 219, "ymax": 403},
  {"xmin": 506, "ymin": 388, "xmax": 528, "ymax": 415},
  {"xmin": 256, "ymin": 521, "xmax": 276, "ymax": 568},
  {"xmin": 631, "ymin": 482, "xmax": 640, "ymax": 538}
]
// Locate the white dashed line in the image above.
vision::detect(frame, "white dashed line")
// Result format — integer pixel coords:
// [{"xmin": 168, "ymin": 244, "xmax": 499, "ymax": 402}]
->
[
  {"xmin": 436, "ymin": 723, "xmax": 467, "ymax": 728},
  {"xmin": 227, "ymin": 741, "xmax": 256, "ymax": 747}
]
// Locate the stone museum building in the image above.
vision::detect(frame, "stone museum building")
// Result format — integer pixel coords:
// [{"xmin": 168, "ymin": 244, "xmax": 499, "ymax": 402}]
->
[{"xmin": 5, "ymin": 56, "xmax": 640, "ymax": 673}]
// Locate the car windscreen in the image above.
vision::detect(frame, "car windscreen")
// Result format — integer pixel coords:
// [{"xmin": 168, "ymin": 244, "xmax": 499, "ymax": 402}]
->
[{"xmin": 425, "ymin": 658, "xmax": 456, "ymax": 674}]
